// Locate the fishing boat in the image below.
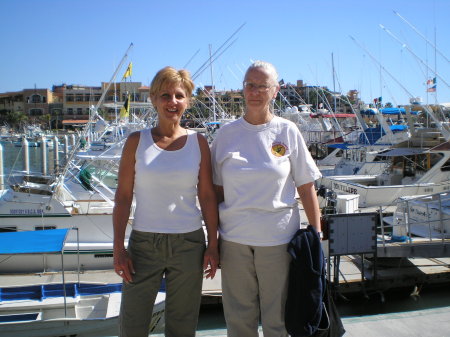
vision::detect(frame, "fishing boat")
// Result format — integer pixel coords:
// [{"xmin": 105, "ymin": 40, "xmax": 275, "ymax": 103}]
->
[
  {"xmin": 318, "ymin": 142, "xmax": 450, "ymax": 208},
  {"xmin": 0, "ymin": 229, "xmax": 165, "ymax": 337},
  {"xmin": 386, "ymin": 191, "xmax": 450, "ymax": 239}
]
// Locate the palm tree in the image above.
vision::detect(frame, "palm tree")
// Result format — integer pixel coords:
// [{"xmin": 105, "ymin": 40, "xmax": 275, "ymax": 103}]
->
[{"xmin": 6, "ymin": 111, "xmax": 28, "ymax": 131}]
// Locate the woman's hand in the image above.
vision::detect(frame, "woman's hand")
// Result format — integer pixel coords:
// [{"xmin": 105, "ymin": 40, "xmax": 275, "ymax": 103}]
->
[
  {"xmin": 203, "ymin": 245, "xmax": 219, "ymax": 279},
  {"xmin": 114, "ymin": 247, "xmax": 135, "ymax": 283}
]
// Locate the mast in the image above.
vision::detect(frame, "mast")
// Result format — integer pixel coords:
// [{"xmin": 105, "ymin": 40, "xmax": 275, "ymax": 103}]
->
[
  {"xmin": 209, "ymin": 44, "xmax": 216, "ymax": 122},
  {"xmin": 331, "ymin": 53, "xmax": 336, "ymax": 112},
  {"xmin": 393, "ymin": 11, "xmax": 450, "ymax": 63},
  {"xmin": 379, "ymin": 25, "xmax": 449, "ymax": 89}
]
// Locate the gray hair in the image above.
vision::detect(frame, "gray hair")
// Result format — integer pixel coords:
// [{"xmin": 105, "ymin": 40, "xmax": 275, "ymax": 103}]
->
[{"xmin": 245, "ymin": 60, "xmax": 279, "ymax": 84}]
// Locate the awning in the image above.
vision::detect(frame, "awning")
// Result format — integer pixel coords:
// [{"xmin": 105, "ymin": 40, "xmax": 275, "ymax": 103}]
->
[
  {"xmin": 327, "ymin": 143, "xmax": 350, "ymax": 149},
  {"xmin": 380, "ymin": 107, "xmax": 406, "ymax": 115},
  {"xmin": 62, "ymin": 119, "xmax": 89, "ymax": 125},
  {"xmin": 390, "ymin": 125, "xmax": 408, "ymax": 131},
  {"xmin": 379, "ymin": 148, "xmax": 428, "ymax": 157},
  {"xmin": 311, "ymin": 114, "xmax": 356, "ymax": 118},
  {"xmin": 0, "ymin": 229, "xmax": 69, "ymax": 254}
]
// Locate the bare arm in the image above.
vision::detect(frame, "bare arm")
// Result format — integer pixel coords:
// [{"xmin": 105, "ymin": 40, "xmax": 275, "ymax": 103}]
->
[
  {"xmin": 297, "ymin": 182, "xmax": 322, "ymax": 233},
  {"xmin": 197, "ymin": 133, "xmax": 219, "ymax": 279},
  {"xmin": 113, "ymin": 131, "xmax": 139, "ymax": 283},
  {"xmin": 214, "ymin": 184, "xmax": 224, "ymax": 204}
]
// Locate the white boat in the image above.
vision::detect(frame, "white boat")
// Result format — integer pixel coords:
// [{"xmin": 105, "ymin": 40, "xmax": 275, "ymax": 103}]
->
[
  {"xmin": 388, "ymin": 192, "xmax": 450, "ymax": 239},
  {"xmin": 318, "ymin": 142, "xmax": 450, "ymax": 208},
  {"xmin": 0, "ymin": 229, "xmax": 166, "ymax": 337},
  {"xmin": 0, "ymin": 168, "xmax": 128, "ymax": 273}
]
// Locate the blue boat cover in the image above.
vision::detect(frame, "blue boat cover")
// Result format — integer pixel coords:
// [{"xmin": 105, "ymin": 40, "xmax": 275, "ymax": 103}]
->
[
  {"xmin": 0, "ymin": 283, "xmax": 123, "ymax": 302},
  {"xmin": 327, "ymin": 143, "xmax": 350, "ymax": 149},
  {"xmin": 0, "ymin": 229, "xmax": 69, "ymax": 255},
  {"xmin": 390, "ymin": 124, "xmax": 408, "ymax": 131}
]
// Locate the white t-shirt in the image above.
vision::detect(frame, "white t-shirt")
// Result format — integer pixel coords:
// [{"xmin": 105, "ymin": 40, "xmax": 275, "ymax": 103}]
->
[
  {"xmin": 132, "ymin": 128, "xmax": 202, "ymax": 233},
  {"xmin": 211, "ymin": 116, "xmax": 321, "ymax": 246}
]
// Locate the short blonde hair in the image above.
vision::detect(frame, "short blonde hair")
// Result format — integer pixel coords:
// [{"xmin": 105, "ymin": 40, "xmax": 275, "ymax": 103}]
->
[{"xmin": 149, "ymin": 66, "xmax": 195, "ymax": 98}]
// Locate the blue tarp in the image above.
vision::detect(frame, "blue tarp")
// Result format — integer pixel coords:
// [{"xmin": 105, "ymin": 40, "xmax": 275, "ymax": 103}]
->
[
  {"xmin": 359, "ymin": 126, "xmax": 385, "ymax": 145},
  {"xmin": 380, "ymin": 107, "xmax": 406, "ymax": 115},
  {"xmin": 390, "ymin": 124, "xmax": 408, "ymax": 132},
  {"xmin": 0, "ymin": 229, "xmax": 69, "ymax": 255},
  {"xmin": 362, "ymin": 108, "xmax": 419, "ymax": 115},
  {"xmin": 327, "ymin": 143, "xmax": 350, "ymax": 149}
]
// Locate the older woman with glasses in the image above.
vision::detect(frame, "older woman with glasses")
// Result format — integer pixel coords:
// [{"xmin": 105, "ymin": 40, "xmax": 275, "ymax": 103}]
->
[
  {"xmin": 113, "ymin": 66, "xmax": 219, "ymax": 337},
  {"xmin": 211, "ymin": 61, "xmax": 322, "ymax": 337}
]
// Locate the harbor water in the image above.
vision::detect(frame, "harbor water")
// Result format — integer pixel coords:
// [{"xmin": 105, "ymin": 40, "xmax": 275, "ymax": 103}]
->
[{"xmin": 1, "ymin": 139, "xmax": 61, "ymax": 177}]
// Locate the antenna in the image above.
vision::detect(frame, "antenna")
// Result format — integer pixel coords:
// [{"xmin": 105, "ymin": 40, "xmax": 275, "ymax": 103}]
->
[
  {"xmin": 379, "ymin": 24, "xmax": 449, "ymax": 89},
  {"xmin": 393, "ymin": 11, "xmax": 450, "ymax": 64}
]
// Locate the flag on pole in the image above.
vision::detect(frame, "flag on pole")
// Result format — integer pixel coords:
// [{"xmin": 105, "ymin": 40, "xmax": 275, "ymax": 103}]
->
[
  {"xmin": 427, "ymin": 85, "xmax": 436, "ymax": 93},
  {"xmin": 120, "ymin": 94, "xmax": 130, "ymax": 118},
  {"xmin": 426, "ymin": 77, "xmax": 437, "ymax": 92},
  {"xmin": 122, "ymin": 62, "xmax": 133, "ymax": 80}
]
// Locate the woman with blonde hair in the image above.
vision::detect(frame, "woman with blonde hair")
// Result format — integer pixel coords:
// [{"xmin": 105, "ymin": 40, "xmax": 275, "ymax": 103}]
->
[{"xmin": 113, "ymin": 66, "xmax": 219, "ymax": 337}]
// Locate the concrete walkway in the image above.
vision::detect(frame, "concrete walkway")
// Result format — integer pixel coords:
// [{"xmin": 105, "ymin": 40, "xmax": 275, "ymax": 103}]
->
[{"xmin": 153, "ymin": 305, "xmax": 450, "ymax": 337}]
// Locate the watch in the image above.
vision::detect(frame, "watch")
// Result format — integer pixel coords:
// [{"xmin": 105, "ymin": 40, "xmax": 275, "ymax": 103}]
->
[{"xmin": 317, "ymin": 231, "xmax": 324, "ymax": 239}]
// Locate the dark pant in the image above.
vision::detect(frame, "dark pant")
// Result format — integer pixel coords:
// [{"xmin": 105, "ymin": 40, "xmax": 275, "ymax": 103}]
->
[{"xmin": 119, "ymin": 228, "xmax": 205, "ymax": 337}]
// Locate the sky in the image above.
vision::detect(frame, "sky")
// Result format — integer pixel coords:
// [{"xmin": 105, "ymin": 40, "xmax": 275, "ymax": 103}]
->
[{"xmin": 1, "ymin": 0, "xmax": 449, "ymax": 106}]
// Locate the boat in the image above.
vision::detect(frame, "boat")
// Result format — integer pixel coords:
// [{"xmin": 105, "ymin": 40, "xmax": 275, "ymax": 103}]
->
[
  {"xmin": 0, "ymin": 229, "xmax": 166, "ymax": 337},
  {"xmin": 386, "ymin": 191, "xmax": 450, "ymax": 239},
  {"xmin": 318, "ymin": 137, "xmax": 450, "ymax": 208},
  {"xmin": 317, "ymin": 109, "xmax": 450, "ymax": 208}
]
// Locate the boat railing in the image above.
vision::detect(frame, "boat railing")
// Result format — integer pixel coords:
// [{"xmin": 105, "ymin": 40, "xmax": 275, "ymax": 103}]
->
[
  {"xmin": 377, "ymin": 192, "xmax": 450, "ymax": 248},
  {"xmin": 0, "ymin": 227, "xmax": 80, "ymax": 318}
]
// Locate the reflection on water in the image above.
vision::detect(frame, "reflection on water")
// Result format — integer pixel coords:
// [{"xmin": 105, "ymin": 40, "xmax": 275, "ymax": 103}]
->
[
  {"xmin": 1, "ymin": 140, "xmax": 118, "ymax": 189},
  {"xmin": 197, "ymin": 284, "xmax": 450, "ymax": 331},
  {"xmin": 1, "ymin": 141, "xmax": 59, "ymax": 176}
]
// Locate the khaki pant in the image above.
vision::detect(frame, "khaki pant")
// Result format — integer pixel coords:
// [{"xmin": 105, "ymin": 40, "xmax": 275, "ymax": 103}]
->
[
  {"xmin": 119, "ymin": 228, "xmax": 205, "ymax": 337},
  {"xmin": 220, "ymin": 239, "xmax": 291, "ymax": 337}
]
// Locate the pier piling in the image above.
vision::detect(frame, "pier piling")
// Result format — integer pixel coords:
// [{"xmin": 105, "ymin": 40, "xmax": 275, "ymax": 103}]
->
[
  {"xmin": 41, "ymin": 136, "xmax": 47, "ymax": 176},
  {"xmin": 22, "ymin": 137, "xmax": 29, "ymax": 173},
  {"xmin": 63, "ymin": 135, "xmax": 69, "ymax": 162},
  {"xmin": 53, "ymin": 136, "xmax": 59, "ymax": 174},
  {"xmin": 0, "ymin": 143, "xmax": 4, "ymax": 189}
]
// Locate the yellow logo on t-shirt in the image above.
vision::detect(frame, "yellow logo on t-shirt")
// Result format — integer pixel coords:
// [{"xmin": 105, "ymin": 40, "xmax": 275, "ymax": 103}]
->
[{"xmin": 271, "ymin": 143, "xmax": 287, "ymax": 157}]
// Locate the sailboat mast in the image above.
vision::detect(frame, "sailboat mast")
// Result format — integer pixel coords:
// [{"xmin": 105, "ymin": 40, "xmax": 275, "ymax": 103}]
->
[
  {"xmin": 209, "ymin": 44, "xmax": 216, "ymax": 122},
  {"xmin": 332, "ymin": 53, "xmax": 336, "ymax": 112},
  {"xmin": 393, "ymin": 11, "xmax": 450, "ymax": 63}
]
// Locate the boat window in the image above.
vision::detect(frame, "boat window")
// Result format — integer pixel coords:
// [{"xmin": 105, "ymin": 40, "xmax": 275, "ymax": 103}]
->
[
  {"xmin": 440, "ymin": 157, "xmax": 450, "ymax": 171},
  {"xmin": 35, "ymin": 226, "xmax": 57, "ymax": 230},
  {"xmin": 373, "ymin": 155, "xmax": 388, "ymax": 162},
  {"xmin": 0, "ymin": 227, "xmax": 17, "ymax": 232},
  {"xmin": 0, "ymin": 313, "xmax": 39, "ymax": 322}
]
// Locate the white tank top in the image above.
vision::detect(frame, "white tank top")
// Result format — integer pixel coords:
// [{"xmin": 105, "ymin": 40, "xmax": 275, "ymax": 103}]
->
[{"xmin": 132, "ymin": 128, "xmax": 202, "ymax": 233}]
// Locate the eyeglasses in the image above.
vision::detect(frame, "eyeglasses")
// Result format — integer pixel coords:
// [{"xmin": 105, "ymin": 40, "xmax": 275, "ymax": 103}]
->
[{"xmin": 243, "ymin": 82, "xmax": 274, "ymax": 92}]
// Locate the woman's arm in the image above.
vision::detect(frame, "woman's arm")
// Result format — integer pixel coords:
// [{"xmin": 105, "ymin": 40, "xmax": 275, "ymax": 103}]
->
[
  {"xmin": 197, "ymin": 133, "xmax": 219, "ymax": 279},
  {"xmin": 113, "ymin": 132, "xmax": 139, "ymax": 283},
  {"xmin": 297, "ymin": 182, "xmax": 321, "ymax": 233}
]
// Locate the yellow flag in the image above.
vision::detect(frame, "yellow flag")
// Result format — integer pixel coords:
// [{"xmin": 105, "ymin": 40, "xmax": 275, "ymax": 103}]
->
[
  {"xmin": 122, "ymin": 62, "xmax": 133, "ymax": 80},
  {"xmin": 120, "ymin": 94, "xmax": 130, "ymax": 118}
]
